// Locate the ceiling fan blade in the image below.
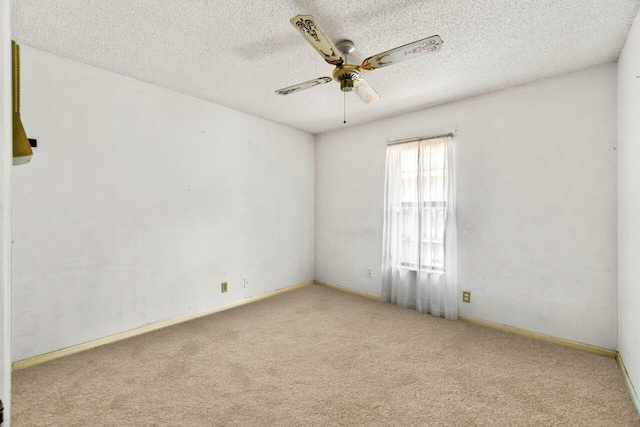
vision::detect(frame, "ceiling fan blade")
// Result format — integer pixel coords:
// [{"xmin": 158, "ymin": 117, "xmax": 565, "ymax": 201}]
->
[
  {"xmin": 353, "ymin": 78, "xmax": 380, "ymax": 104},
  {"xmin": 361, "ymin": 35, "xmax": 443, "ymax": 71},
  {"xmin": 275, "ymin": 77, "xmax": 333, "ymax": 96},
  {"xmin": 290, "ymin": 15, "xmax": 343, "ymax": 66}
]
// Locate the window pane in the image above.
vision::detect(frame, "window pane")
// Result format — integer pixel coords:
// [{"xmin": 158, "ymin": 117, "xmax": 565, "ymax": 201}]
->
[{"xmin": 391, "ymin": 138, "xmax": 448, "ymax": 271}]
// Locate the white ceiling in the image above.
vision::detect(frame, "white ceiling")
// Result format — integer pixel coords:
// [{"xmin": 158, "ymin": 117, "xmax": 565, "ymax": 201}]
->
[{"xmin": 11, "ymin": 0, "xmax": 640, "ymax": 135}]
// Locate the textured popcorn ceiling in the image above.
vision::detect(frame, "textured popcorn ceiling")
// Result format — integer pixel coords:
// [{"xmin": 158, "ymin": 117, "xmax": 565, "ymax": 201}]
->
[{"xmin": 11, "ymin": 0, "xmax": 640, "ymax": 134}]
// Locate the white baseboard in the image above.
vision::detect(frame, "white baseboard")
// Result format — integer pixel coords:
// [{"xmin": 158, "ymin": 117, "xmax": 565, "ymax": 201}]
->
[
  {"xmin": 313, "ymin": 281, "xmax": 381, "ymax": 300},
  {"xmin": 458, "ymin": 315, "xmax": 616, "ymax": 358},
  {"xmin": 13, "ymin": 280, "xmax": 314, "ymax": 371},
  {"xmin": 616, "ymin": 353, "xmax": 640, "ymax": 417}
]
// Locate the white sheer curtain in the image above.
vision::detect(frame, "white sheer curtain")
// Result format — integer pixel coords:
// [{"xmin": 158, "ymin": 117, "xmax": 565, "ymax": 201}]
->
[{"xmin": 381, "ymin": 135, "xmax": 457, "ymax": 319}]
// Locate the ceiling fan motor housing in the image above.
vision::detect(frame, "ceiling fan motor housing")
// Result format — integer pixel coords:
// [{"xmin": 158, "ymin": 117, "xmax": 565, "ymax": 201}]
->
[{"xmin": 333, "ymin": 65, "xmax": 360, "ymax": 92}]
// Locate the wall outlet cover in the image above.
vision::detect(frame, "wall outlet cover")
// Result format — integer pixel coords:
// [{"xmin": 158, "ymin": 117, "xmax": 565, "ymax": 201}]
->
[{"xmin": 462, "ymin": 291, "xmax": 471, "ymax": 303}]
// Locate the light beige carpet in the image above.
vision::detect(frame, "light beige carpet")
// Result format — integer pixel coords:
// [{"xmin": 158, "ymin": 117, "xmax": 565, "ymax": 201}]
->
[{"xmin": 12, "ymin": 284, "xmax": 639, "ymax": 426}]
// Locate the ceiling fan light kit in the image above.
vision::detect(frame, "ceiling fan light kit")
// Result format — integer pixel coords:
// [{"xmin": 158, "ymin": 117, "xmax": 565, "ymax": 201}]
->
[
  {"xmin": 332, "ymin": 64, "xmax": 360, "ymax": 92},
  {"xmin": 276, "ymin": 14, "xmax": 443, "ymax": 112}
]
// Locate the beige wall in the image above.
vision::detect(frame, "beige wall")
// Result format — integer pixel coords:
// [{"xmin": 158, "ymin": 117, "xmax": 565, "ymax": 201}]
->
[{"xmin": 0, "ymin": 0, "xmax": 13, "ymax": 422}]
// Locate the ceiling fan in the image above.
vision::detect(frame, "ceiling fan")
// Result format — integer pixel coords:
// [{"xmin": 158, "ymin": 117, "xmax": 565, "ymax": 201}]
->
[{"xmin": 275, "ymin": 14, "xmax": 443, "ymax": 105}]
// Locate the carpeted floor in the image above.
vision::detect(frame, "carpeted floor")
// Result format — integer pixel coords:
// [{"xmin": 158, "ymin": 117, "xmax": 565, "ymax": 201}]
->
[{"xmin": 12, "ymin": 284, "xmax": 640, "ymax": 426}]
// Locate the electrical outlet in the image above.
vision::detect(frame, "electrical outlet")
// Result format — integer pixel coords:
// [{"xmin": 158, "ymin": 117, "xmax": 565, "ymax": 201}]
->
[
  {"xmin": 462, "ymin": 291, "xmax": 471, "ymax": 303},
  {"xmin": 367, "ymin": 269, "xmax": 373, "ymax": 278},
  {"xmin": 244, "ymin": 278, "xmax": 249, "ymax": 288},
  {"xmin": 221, "ymin": 282, "xmax": 228, "ymax": 293}
]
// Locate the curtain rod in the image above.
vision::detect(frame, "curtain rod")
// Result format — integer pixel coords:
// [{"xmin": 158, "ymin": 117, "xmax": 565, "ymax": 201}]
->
[{"xmin": 387, "ymin": 132, "xmax": 453, "ymax": 146}]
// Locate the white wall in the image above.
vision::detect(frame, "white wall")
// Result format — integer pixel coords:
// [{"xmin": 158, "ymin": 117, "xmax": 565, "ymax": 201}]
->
[
  {"xmin": 1, "ymin": 0, "xmax": 13, "ymax": 423},
  {"xmin": 12, "ymin": 46, "xmax": 315, "ymax": 361},
  {"xmin": 618, "ymin": 10, "xmax": 640, "ymax": 396},
  {"xmin": 315, "ymin": 64, "xmax": 618, "ymax": 349}
]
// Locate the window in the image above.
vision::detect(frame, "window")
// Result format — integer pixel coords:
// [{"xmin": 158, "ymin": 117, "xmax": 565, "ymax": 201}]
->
[
  {"xmin": 388, "ymin": 138, "xmax": 449, "ymax": 272},
  {"xmin": 381, "ymin": 134, "xmax": 457, "ymax": 318}
]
